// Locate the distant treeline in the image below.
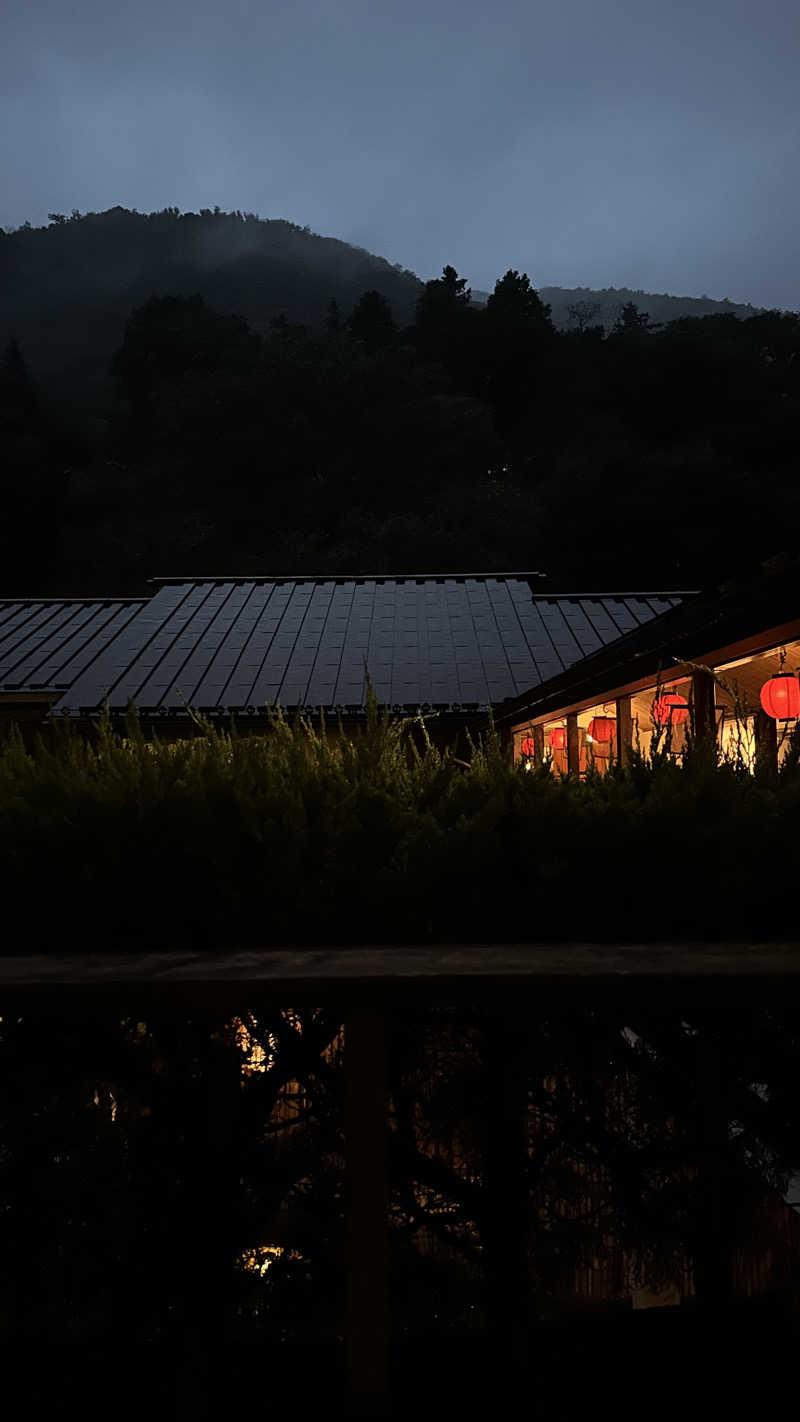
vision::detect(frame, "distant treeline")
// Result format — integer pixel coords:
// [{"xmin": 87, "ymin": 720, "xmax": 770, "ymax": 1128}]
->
[
  {"xmin": 472, "ymin": 283, "xmax": 761, "ymax": 329},
  {"xmin": 0, "ymin": 205, "xmax": 799, "ymax": 597}
]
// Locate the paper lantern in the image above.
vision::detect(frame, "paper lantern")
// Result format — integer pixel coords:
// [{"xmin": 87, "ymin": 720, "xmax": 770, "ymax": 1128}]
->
[
  {"xmin": 760, "ymin": 674, "xmax": 800, "ymax": 720},
  {"xmin": 549, "ymin": 726, "xmax": 567, "ymax": 750},
  {"xmin": 653, "ymin": 692, "xmax": 689, "ymax": 726},
  {"xmin": 587, "ymin": 716, "xmax": 616, "ymax": 743},
  {"xmin": 520, "ymin": 736, "xmax": 535, "ymax": 757}
]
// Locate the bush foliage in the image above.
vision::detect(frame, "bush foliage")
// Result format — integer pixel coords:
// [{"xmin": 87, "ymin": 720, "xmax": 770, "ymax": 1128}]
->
[{"xmin": 2, "ymin": 693, "xmax": 800, "ymax": 952}]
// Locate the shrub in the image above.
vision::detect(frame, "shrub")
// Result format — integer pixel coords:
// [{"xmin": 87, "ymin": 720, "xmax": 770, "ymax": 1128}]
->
[{"xmin": 2, "ymin": 691, "xmax": 799, "ymax": 952}]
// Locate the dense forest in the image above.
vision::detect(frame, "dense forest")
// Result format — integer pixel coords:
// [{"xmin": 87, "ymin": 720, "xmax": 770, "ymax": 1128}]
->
[{"xmin": 1, "ymin": 206, "xmax": 798, "ymax": 597}]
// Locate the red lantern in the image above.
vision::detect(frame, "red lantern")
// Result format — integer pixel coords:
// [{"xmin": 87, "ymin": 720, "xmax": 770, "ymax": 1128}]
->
[
  {"xmin": 587, "ymin": 716, "xmax": 616, "ymax": 743},
  {"xmin": 520, "ymin": 736, "xmax": 535, "ymax": 757},
  {"xmin": 653, "ymin": 692, "xmax": 689, "ymax": 726},
  {"xmin": 549, "ymin": 726, "xmax": 567, "ymax": 750},
  {"xmin": 760, "ymin": 674, "xmax": 800, "ymax": 720}
]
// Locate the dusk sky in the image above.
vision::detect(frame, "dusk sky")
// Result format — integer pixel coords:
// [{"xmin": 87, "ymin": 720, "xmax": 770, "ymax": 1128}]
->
[{"xmin": 2, "ymin": 0, "xmax": 798, "ymax": 309}]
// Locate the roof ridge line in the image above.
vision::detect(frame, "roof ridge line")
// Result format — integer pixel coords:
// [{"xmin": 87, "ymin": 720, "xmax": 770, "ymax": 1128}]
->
[
  {"xmin": 0, "ymin": 596, "xmax": 147, "ymax": 605},
  {"xmin": 145, "ymin": 575, "xmax": 698, "ymax": 595},
  {"xmin": 146, "ymin": 571, "xmax": 550, "ymax": 584}
]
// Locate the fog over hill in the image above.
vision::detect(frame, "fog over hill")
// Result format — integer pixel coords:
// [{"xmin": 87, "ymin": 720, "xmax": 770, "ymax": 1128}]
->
[
  {"xmin": 0, "ymin": 207, "xmax": 767, "ymax": 400},
  {"xmin": 0, "ymin": 206, "xmax": 422, "ymax": 396},
  {"xmin": 471, "ymin": 286, "xmax": 762, "ymax": 328}
]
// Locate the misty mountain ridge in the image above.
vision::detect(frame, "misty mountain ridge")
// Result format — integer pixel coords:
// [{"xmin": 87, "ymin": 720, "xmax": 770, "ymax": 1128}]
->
[
  {"xmin": 0, "ymin": 206, "xmax": 769, "ymax": 397},
  {"xmin": 471, "ymin": 285, "xmax": 761, "ymax": 329},
  {"xmin": 0, "ymin": 206, "xmax": 423, "ymax": 393}
]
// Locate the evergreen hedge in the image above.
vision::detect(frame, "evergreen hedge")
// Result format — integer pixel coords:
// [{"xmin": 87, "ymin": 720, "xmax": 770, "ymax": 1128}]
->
[{"xmin": 2, "ymin": 693, "xmax": 800, "ymax": 952}]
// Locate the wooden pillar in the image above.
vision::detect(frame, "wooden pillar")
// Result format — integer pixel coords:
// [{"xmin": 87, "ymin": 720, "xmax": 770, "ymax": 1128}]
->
[
  {"xmin": 566, "ymin": 712, "xmax": 580, "ymax": 776},
  {"xmin": 344, "ymin": 1010, "xmax": 389, "ymax": 1417},
  {"xmin": 754, "ymin": 708, "xmax": 779, "ymax": 774},
  {"xmin": 692, "ymin": 668, "xmax": 717, "ymax": 749},
  {"xmin": 484, "ymin": 1014, "xmax": 530, "ymax": 1377},
  {"xmin": 693, "ymin": 1032, "xmax": 730, "ymax": 1316},
  {"xmin": 533, "ymin": 724, "xmax": 544, "ymax": 766},
  {"xmin": 615, "ymin": 695, "xmax": 633, "ymax": 768},
  {"xmin": 174, "ymin": 1018, "xmax": 243, "ymax": 1420}
]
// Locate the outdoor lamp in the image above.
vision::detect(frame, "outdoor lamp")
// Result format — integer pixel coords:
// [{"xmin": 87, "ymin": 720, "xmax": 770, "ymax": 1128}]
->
[
  {"xmin": 587, "ymin": 715, "xmax": 616, "ymax": 743},
  {"xmin": 653, "ymin": 692, "xmax": 689, "ymax": 725},
  {"xmin": 760, "ymin": 673, "xmax": 800, "ymax": 720}
]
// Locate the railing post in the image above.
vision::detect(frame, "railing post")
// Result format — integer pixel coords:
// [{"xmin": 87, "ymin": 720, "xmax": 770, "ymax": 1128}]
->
[
  {"xmin": 693, "ymin": 1031, "xmax": 730, "ymax": 1315},
  {"xmin": 174, "ymin": 1016, "xmax": 243, "ymax": 1420},
  {"xmin": 484, "ymin": 1013, "xmax": 530, "ymax": 1377},
  {"xmin": 344, "ymin": 1008, "xmax": 389, "ymax": 1417}
]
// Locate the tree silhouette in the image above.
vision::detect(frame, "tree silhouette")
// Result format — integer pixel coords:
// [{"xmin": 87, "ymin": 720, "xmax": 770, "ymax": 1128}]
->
[
  {"xmin": 326, "ymin": 297, "xmax": 343, "ymax": 340},
  {"xmin": 566, "ymin": 297, "xmax": 604, "ymax": 334},
  {"xmin": 111, "ymin": 294, "xmax": 261, "ymax": 407},
  {"xmin": 415, "ymin": 263, "xmax": 472, "ymax": 328},
  {"xmin": 486, "ymin": 269, "xmax": 552, "ymax": 334},
  {"xmin": 347, "ymin": 289, "xmax": 396, "ymax": 351},
  {"xmin": 611, "ymin": 300, "xmax": 659, "ymax": 338},
  {"xmin": 1, "ymin": 336, "xmax": 39, "ymax": 416}
]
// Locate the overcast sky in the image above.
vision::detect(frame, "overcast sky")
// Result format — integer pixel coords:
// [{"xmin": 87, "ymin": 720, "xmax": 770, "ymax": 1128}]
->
[{"xmin": 2, "ymin": 0, "xmax": 798, "ymax": 309}]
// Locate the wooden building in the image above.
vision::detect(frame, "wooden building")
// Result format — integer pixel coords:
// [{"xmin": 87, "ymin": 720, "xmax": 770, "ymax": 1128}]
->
[
  {"xmin": 502, "ymin": 556, "xmax": 800, "ymax": 775},
  {"xmin": 3, "ymin": 561, "xmax": 798, "ymax": 767},
  {"xmin": 0, "ymin": 573, "xmax": 687, "ymax": 745}
]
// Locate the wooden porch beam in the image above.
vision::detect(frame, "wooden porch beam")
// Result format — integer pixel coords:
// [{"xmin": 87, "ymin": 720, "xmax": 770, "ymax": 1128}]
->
[
  {"xmin": 615, "ymin": 694, "xmax": 633, "ymax": 767},
  {"xmin": 754, "ymin": 708, "xmax": 778, "ymax": 774},
  {"xmin": 566, "ymin": 712, "xmax": 580, "ymax": 776},
  {"xmin": 533, "ymin": 724, "xmax": 544, "ymax": 766},
  {"xmin": 692, "ymin": 668, "xmax": 717, "ymax": 747}
]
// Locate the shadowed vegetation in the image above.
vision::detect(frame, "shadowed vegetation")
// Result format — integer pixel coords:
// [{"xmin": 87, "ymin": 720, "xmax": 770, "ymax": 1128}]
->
[
  {"xmin": 2, "ymin": 692, "xmax": 800, "ymax": 952},
  {"xmin": 0, "ymin": 207, "xmax": 797, "ymax": 598}
]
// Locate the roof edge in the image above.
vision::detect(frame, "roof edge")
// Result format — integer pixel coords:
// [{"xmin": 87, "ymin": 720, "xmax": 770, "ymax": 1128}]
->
[
  {"xmin": 147, "ymin": 570, "xmax": 550, "ymax": 584},
  {"xmin": 145, "ymin": 573, "xmax": 697, "ymax": 595},
  {"xmin": 0, "ymin": 596, "xmax": 147, "ymax": 605}
]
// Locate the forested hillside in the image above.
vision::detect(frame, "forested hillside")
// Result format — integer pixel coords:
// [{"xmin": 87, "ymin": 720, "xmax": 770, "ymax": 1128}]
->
[
  {"xmin": 0, "ymin": 207, "xmax": 423, "ymax": 400},
  {"xmin": 0, "ymin": 208, "xmax": 764, "ymax": 396},
  {"xmin": 1, "ymin": 207, "xmax": 798, "ymax": 599}
]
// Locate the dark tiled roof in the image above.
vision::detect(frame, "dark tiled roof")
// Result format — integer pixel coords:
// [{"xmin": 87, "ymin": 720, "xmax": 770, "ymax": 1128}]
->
[
  {"xmin": 46, "ymin": 577, "xmax": 686, "ymax": 717},
  {"xmin": 0, "ymin": 598, "xmax": 148, "ymax": 695}
]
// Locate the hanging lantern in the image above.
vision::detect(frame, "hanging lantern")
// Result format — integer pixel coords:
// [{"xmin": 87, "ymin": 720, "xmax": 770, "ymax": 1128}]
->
[
  {"xmin": 653, "ymin": 692, "xmax": 689, "ymax": 726},
  {"xmin": 549, "ymin": 726, "xmax": 567, "ymax": 750},
  {"xmin": 520, "ymin": 735, "xmax": 536, "ymax": 757},
  {"xmin": 587, "ymin": 715, "xmax": 616, "ymax": 743},
  {"xmin": 760, "ymin": 673, "xmax": 800, "ymax": 720}
]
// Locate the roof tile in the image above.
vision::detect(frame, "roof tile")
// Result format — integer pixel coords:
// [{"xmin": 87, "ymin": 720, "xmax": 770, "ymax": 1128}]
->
[{"xmin": 0, "ymin": 577, "xmax": 689, "ymax": 718}]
